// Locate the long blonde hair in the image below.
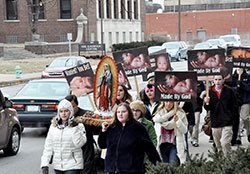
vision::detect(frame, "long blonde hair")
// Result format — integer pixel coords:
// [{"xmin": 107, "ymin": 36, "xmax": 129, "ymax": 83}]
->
[{"xmin": 154, "ymin": 101, "xmax": 184, "ymax": 116}]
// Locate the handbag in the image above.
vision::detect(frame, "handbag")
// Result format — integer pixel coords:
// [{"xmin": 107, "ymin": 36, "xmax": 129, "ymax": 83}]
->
[{"xmin": 202, "ymin": 115, "xmax": 212, "ymax": 136}]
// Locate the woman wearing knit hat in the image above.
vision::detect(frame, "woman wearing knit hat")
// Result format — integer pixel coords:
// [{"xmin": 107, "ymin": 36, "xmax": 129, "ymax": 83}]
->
[
  {"xmin": 130, "ymin": 100, "xmax": 157, "ymax": 147},
  {"xmin": 41, "ymin": 99, "xmax": 87, "ymax": 174}
]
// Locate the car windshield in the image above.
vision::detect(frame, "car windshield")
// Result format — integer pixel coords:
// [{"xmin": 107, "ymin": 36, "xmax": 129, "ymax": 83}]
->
[
  {"xmin": 163, "ymin": 43, "xmax": 180, "ymax": 49},
  {"xmin": 49, "ymin": 58, "xmax": 76, "ymax": 68},
  {"xmin": 221, "ymin": 36, "xmax": 236, "ymax": 42},
  {"xmin": 208, "ymin": 40, "xmax": 219, "ymax": 45},
  {"xmin": 16, "ymin": 81, "xmax": 70, "ymax": 97},
  {"xmin": 195, "ymin": 43, "xmax": 210, "ymax": 49}
]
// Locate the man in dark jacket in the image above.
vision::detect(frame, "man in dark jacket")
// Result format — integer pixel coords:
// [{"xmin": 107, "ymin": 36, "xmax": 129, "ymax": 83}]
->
[
  {"xmin": 232, "ymin": 69, "xmax": 250, "ymax": 143},
  {"xmin": 204, "ymin": 75, "xmax": 239, "ymax": 156},
  {"xmin": 65, "ymin": 95, "xmax": 99, "ymax": 174}
]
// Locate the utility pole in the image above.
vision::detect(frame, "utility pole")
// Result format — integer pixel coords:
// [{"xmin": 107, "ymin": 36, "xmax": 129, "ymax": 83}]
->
[
  {"xmin": 100, "ymin": 0, "xmax": 104, "ymax": 56},
  {"xmin": 178, "ymin": 0, "xmax": 181, "ymax": 41}
]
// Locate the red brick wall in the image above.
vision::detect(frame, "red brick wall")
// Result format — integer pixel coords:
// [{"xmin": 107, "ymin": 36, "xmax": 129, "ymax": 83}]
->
[
  {"xmin": 146, "ymin": 9, "xmax": 250, "ymax": 40},
  {"xmin": 0, "ymin": 0, "xmax": 95, "ymax": 43}
]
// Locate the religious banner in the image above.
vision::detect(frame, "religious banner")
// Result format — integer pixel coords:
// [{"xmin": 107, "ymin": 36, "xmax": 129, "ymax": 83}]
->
[
  {"xmin": 155, "ymin": 71, "xmax": 197, "ymax": 102},
  {"xmin": 93, "ymin": 56, "xmax": 118, "ymax": 113},
  {"xmin": 227, "ymin": 46, "xmax": 250, "ymax": 68},
  {"xmin": 63, "ymin": 62, "xmax": 94, "ymax": 97},
  {"xmin": 112, "ymin": 47, "xmax": 151, "ymax": 76}
]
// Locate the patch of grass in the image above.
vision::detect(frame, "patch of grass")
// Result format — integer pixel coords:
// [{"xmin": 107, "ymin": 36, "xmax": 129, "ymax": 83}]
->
[{"xmin": 0, "ymin": 58, "xmax": 100, "ymax": 74}]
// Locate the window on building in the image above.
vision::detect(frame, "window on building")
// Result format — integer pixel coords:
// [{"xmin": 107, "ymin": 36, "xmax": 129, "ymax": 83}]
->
[
  {"xmin": 113, "ymin": 0, "xmax": 117, "ymax": 19},
  {"xmin": 116, "ymin": 32, "xmax": 119, "ymax": 43},
  {"xmin": 129, "ymin": 32, "xmax": 132, "ymax": 42},
  {"xmin": 60, "ymin": 0, "xmax": 71, "ymax": 19},
  {"xmin": 6, "ymin": 0, "xmax": 18, "ymax": 20},
  {"xmin": 127, "ymin": 0, "xmax": 131, "ymax": 19},
  {"xmin": 123, "ymin": 32, "xmax": 126, "ymax": 43},
  {"xmin": 121, "ymin": 0, "xmax": 125, "ymax": 19},
  {"xmin": 98, "ymin": 0, "xmax": 102, "ymax": 18},
  {"xmin": 109, "ymin": 32, "xmax": 112, "ymax": 45},
  {"xmin": 106, "ymin": 0, "xmax": 110, "ymax": 18},
  {"xmin": 91, "ymin": 32, "xmax": 95, "ymax": 42},
  {"xmin": 7, "ymin": 35, "xmax": 18, "ymax": 43},
  {"xmin": 136, "ymin": 32, "xmax": 139, "ymax": 41},
  {"xmin": 232, "ymin": 28, "xmax": 238, "ymax": 34},
  {"xmin": 141, "ymin": 32, "xmax": 144, "ymax": 42},
  {"xmin": 186, "ymin": 31, "xmax": 192, "ymax": 41},
  {"xmin": 134, "ymin": 0, "xmax": 137, "ymax": 19},
  {"xmin": 60, "ymin": 34, "xmax": 67, "ymax": 42}
]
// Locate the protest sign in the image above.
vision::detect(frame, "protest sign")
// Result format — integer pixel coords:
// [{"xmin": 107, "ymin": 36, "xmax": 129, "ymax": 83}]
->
[
  {"xmin": 155, "ymin": 71, "xmax": 197, "ymax": 102},
  {"xmin": 63, "ymin": 62, "xmax": 94, "ymax": 97},
  {"xmin": 187, "ymin": 48, "xmax": 233, "ymax": 78},
  {"xmin": 117, "ymin": 63, "xmax": 131, "ymax": 89},
  {"xmin": 227, "ymin": 46, "xmax": 250, "ymax": 68},
  {"xmin": 113, "ymin": 47, "xmax": 151, "ymax": 76}
]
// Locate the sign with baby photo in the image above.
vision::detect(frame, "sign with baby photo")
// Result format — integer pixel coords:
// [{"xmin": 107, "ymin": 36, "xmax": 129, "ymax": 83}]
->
[
  {"xmin": 187, "ymin": 49, "xmax": 233, "ymax": 77},
  {"xmin": 112, "ymin": 47, "xmax": 151, "ymax": 76},
  {"xmin": 117, "ymin": 63, "xmax": 131, "ymax": 90},
  {"xmin": 150, "ymin": 53, "xmax": 172, "ymax": 71},
  {"xmin": 227, "ymin": 46, "xmax": 250, "ymax": 68},
  {"xmin": 155, "ymin": 71, "xmax": 197, "ymax": 102},
  {"xmin": 63, "ymin": 62, "xmax": 94, "ymax": 97}
]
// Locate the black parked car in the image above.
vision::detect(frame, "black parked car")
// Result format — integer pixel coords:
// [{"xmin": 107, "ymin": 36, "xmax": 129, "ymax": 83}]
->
[
  {"xmin": 10, "ymin": 78, "xmax": 71, "ymax": 130},
  {"xmin": 0, "ymin": 90, "xmax": 21, "ymax": 156}
]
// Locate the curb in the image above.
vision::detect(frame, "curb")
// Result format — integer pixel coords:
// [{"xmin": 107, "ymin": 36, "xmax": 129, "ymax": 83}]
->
[{"xmin": 0, "ymin": 77, "xmax": 41, "ymax": 87}]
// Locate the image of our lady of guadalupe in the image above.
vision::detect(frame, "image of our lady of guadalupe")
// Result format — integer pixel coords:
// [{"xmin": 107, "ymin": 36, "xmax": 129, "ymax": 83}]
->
[{"xmin": 97, "ymin": 64, "xmax": 112, "ymax": 111}]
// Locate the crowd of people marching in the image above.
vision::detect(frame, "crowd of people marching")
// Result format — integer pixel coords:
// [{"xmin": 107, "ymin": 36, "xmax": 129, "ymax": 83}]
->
[{"xmin": 40, "ymin": 68, "xmax": 250, "ymax": 174}]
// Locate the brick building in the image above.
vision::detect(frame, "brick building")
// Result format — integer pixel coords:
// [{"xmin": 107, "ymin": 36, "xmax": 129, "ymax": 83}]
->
[
  {"xmin": 0, "ymin": 0, "xmax": 146, "ymax": 51},
  {"xmin": 146, "ymin": 8, "xmax": 250, "ymax": 43}
]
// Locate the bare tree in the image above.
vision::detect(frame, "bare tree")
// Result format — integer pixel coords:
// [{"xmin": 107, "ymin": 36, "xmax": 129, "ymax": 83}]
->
[{"xmin": 26, "ymin": 0, "xmax": 41, "ymax": 37}]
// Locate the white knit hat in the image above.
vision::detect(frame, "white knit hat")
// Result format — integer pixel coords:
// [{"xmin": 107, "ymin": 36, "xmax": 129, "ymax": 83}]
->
[{"xmin": 58, "ymin": 99, "xmax": 74, "ymax": 118}]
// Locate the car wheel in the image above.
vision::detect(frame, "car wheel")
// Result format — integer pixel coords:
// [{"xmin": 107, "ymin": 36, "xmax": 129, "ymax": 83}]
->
[{"xmin": 3, "ymin": 127, "xmax": 20, "ymax": 156}]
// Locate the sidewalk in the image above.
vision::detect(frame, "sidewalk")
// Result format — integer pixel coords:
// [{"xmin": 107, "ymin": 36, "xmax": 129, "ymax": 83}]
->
[{"xmin": 0, "ymin": 72, "xmax": 41, "ymax": 87}]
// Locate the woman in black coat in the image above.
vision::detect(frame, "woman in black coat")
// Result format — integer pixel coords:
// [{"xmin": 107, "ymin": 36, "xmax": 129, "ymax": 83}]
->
[{"xmin": 98, "ymin": 103, "xmax": 161, "ymax": 174}]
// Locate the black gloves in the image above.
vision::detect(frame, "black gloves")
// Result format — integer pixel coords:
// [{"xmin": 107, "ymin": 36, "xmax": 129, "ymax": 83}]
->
[{"xmin": 41, "ymin": 166, "xmax": 49, "ymax": 174}]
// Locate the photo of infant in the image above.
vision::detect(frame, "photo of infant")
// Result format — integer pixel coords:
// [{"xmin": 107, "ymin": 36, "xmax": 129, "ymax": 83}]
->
[
  {"xmin": 70, "ymin": 76, "xmax": 93, "ymax": 97},
  {"xmin": 155, "ymin": 71, "xmax": 197, "ymax": 101},
  {"xmin": 187, "ymin": 49, "xmax": 232, "ymax": 77},
  {"xmin": 121, "ymin": 52, "xmax": 151, "ymax": 69},
  {"xmin": 63, "ymin": 62, "xmax": 95, "ymax": 97},
  {"xmin": 190, "ymin": 51, "xmax": 226, "ymax": 69},
  {"xmin": 154, "ymin": 54, "xmax": 171, "ymax": 71}
]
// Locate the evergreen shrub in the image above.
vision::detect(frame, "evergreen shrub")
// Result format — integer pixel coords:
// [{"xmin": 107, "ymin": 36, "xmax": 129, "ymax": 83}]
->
[
  {"xmin": 146, "ymin": 147, "xmax": 250, "ymax": 174},
  {"xmin": 111, "ymin": 40, "xmax": 164, "ymax": 52}
]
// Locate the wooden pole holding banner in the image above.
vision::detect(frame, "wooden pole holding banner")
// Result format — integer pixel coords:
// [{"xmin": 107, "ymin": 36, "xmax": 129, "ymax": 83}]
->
[
  {"xmin": 88, "ymin": 94, "xmax": 96, "ymax": 111},
  {"xmin": 238, "ymin": 68, "xmax": 242, "ymax": 87},
  {"xmin": 205, "ymin": 76, "xmax": 209, "ymax": 105},
  {"xmin": 174, "ymin": 102, "xmax": 177, "ymax": 136},
  {"xmin": 134, "ymin": 76, "xmax": 141, "ymax": 100}
]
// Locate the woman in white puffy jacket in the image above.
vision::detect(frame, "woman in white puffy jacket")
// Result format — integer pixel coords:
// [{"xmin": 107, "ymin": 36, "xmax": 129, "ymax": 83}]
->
[
  {"xmin": 41, "ymin": 99, "xmax": 87, "ymax": 174},
  {"xmin": 153, "ymin": 101, "xmax": 188, "ymax": 165}
]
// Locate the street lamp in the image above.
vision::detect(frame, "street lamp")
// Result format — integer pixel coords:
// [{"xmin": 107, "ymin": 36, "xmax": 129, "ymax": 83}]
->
[{"xmin": 178, "ymin": 0, "xmax": 181, "ymax": 41}]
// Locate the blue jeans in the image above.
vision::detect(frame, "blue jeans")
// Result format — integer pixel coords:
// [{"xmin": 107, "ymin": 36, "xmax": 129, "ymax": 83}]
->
[
  {"xmin": 54, "ymin": 169, "xmax": 81, "ymax": 174},
  {"xmin": 159, "ymin": 143, "xmax": 180, "ymax": 165}
]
